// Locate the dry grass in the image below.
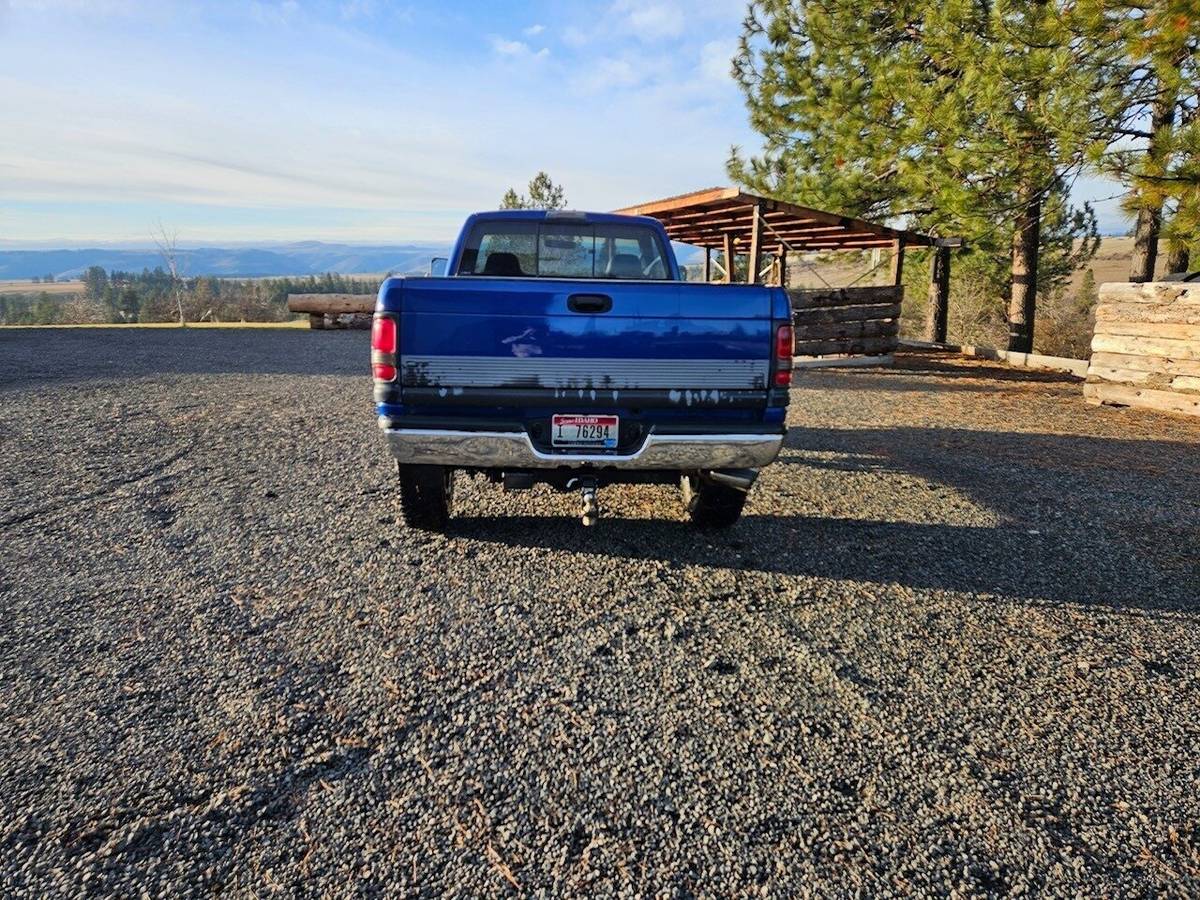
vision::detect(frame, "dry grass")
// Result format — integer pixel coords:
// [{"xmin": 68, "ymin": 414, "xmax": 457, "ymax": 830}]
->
[
  {"xmin": 0, "ymin": 280, "xmax": 84, "ymax": 295},
  {"xmin": 1070, "ymin": 236, "xmax": 1169, "ymax": 292}
]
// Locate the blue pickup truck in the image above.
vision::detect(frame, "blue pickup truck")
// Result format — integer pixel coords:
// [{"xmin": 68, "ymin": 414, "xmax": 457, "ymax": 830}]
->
[{"xmin": 371, "ymin": 209, "xmax": 792, "ymax": 530}]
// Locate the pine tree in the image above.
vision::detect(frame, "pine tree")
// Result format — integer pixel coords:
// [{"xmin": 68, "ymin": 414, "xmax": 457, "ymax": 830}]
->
[
  {"xmin": 1099, "ymin": 1, "xmax": 1199, "ymax": 281},
  {"xmin": 33, "ymin": 292, "xmax": 58, "ymax": 325},
  {"xmin": 1077, "ymin": 269, "xmax": 1099, "ymax": 313},
  {"xmin": 730, "ymin": 0, "xmax": 1123, "ymax": 352},
  {"xmin": 1163, "ymin": 196, "xmax": 1195, "ymax": 273},
  {"xmin": 499, "ymin": 172, "xmax": 567, "ymax": 210},
  {"xmin": 82, "ymin": 265, "xmax": 108, "ymax": 300}
]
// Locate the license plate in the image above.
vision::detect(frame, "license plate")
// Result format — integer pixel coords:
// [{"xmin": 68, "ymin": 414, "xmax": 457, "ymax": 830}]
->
[{"xmin": 551, "ymin": 414, "xmax": 619, "ymax": 449}]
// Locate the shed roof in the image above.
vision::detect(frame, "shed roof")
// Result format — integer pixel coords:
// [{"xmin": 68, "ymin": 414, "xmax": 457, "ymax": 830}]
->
[{"xmin": 615, "ymin": 186, "xmax": 933, "ymax": 253}]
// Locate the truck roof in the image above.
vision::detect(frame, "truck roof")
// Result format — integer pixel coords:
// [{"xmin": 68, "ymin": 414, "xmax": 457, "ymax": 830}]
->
[{"xmin": 465, "ymin": 209, "xmax": 665, "ymax": 228}]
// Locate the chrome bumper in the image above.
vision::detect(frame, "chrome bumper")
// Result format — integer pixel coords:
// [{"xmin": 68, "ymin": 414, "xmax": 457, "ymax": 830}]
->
[{"xmin": 381, "ymin": 426, "xmax": 784, "ymax": 470}]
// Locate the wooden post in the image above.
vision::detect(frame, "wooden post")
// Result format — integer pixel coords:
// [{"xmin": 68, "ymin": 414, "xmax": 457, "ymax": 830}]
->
[
  {"xmin": 925, "ymin": 244, "xmax": 951, "ymax": 344},
  {"xmin": 747, "ymin": 202, "xmax": 763, "ymax": 284},
  {"xmin": 890, "ymin": 238, "xmax": 905, "ymax": 286},
  {"xmin": 703, "ymin": 248, "xmax": 711, "ymax": 283},
  {"xmin": 723, "ymin": 233, "xmax": 734, "ymax": 284},
  {"xmin": 777, "ymin": 243, "xmax": 788, "ymax": 287},
  {"xmin": 1007, "ymin": 192, "xmax": 1040, "ymax": 353}
]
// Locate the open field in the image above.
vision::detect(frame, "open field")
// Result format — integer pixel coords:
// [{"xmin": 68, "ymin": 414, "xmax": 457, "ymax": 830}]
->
[
  {"xmin": 1071, "ymin": 236, "xmax": 1171, "ymax": 292},
  {"xmin": 2, "ymin": 330, "xmax": 1199, "ymax": 895},
  {"xmin": 0, "ymin": 279, "xmax": 83, "ymax": 295}
]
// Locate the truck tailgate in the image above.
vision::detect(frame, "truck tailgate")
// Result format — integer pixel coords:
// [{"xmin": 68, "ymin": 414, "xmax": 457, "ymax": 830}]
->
[{"xmin": 394, "ymin": 278, "xmax": 773, "ymax": 395}]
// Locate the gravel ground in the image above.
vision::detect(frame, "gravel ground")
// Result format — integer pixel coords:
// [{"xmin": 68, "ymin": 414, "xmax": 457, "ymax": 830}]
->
[{"xmin": 2, "ymin": 327, "xmax": 1199, "ymax": 897}]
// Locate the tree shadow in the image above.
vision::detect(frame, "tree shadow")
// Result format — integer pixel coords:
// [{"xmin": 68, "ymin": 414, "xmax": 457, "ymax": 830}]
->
[
  {"xmin": 895, "ymin": 349, "xmax": 1080, "ymax": 381},
  {"xmin": 796, "ymin": 350, "xmax": 1081, "ymax": 392}
]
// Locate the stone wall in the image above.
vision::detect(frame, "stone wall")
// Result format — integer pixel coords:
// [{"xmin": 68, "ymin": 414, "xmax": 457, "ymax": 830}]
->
[{"xmin": 1085, "ymin": 282, "xmax": 1200, "ymax": 417}]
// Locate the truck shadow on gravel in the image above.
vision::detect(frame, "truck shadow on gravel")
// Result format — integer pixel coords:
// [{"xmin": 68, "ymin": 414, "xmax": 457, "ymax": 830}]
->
[{"xmin": 451, "ymin": 425, "xmax": 1200, "ymax": 614}]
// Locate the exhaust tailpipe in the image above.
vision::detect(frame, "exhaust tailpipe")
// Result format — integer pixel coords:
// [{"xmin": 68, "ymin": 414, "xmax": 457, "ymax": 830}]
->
[{"xmin": 705, "ymin": 468, "xmax": 759, "ymax": 493}]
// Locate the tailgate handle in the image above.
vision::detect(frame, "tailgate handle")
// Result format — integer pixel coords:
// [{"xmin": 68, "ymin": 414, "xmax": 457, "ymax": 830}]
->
[{"xmin": 568, "ymin": 293, "xmax": 612, "ymax": 314}]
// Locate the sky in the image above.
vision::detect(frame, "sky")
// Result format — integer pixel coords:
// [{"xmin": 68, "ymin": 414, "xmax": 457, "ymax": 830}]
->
[{"xmin": 0, "ymin": 0, "xmax": 1128, "ymax": 246}]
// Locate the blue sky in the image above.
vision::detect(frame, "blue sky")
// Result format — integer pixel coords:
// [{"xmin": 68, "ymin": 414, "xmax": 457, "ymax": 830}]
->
[{"xmin": 0, "ymin": 0, "xmax": 1127, "ymax": 245}]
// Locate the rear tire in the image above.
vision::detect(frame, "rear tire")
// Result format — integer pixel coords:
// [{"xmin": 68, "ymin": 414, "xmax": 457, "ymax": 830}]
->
[
  {"xmin": 398, "ymin": 464, "xmax": 454, "ymax": 532},
  {"xmin": 681, "ymin": 473, "xmax": 747, "ymax": 528}
]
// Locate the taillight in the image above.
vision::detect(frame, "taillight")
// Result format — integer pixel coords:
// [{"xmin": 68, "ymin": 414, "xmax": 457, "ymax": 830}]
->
[
  {"xmin": 372, "ymin": 314, "xmax": 397, "ymax": 382},
  {"xmin": 773, "ymin": 323, "xmax": 793, "ymax": 387},
  {"xmin": 372, "ymin": 316, "xmax": 396, "ymax": 353}
]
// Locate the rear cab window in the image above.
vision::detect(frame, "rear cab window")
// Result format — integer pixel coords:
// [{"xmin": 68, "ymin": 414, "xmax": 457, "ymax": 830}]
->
[{"xmin": 458, "ymin": 218, "xmax": 673, "ymax": 280}]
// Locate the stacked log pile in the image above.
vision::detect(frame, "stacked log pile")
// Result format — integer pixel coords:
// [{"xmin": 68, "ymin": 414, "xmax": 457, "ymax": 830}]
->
[
  {"xmin": 287, "ymin": 293, "xmax": 375, "ymax": 329},
  {"xmin": 788, "ymin": 286, "xmax": 902, "ymax": 358},
  {"xmin": 1085, "ymin": 282, "xmax": 1200, "ymax": 417}
]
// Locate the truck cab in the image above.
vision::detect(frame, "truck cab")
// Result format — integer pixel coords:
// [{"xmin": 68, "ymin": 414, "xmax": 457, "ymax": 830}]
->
[{"xmin": 372, "ymin": 209, "xmax": 792, "ymax": 529}]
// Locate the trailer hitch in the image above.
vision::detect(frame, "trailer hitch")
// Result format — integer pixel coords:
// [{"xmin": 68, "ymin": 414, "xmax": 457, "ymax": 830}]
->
[{"xmin": 567, "ymin": 477, "xmax": 600, "ymax": 526}]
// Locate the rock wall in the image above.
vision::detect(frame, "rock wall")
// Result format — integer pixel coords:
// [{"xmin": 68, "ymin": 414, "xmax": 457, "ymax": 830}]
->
[{"xmin": 1085, "ymin": 281, "xmax": 1200, "ymax": 417}]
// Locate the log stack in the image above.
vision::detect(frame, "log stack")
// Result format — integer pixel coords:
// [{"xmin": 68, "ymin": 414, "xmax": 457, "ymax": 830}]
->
[
  {"xmin": 1084, "ymin": 282, "xmax": 1200, "ymax": 418},
  {"xmin": 287, "ymin": 293, "xmax": 375, "ymax": 330},
  {"xmin": 788, "ymin": 286, "xmax": 902, "ymax": 359}
]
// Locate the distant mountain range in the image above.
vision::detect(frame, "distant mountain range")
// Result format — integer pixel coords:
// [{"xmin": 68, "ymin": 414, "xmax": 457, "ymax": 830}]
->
[{"xmin": 0, "ymin": 241, "xmax": 451, "ymax": 280}]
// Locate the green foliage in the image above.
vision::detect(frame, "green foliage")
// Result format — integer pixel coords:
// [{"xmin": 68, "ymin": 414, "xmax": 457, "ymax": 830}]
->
[
  {"xmin": 1101, "ymin": 3, "xmax": 1200, "ymax": 229},
  {"xmin": 500, "ymin": 171, "xmax": 567, "ymax": 210},
  {"xmin": 899, "ymin": 248, "xmax": 1011, "ymax": 349},
  {"xmin": 0, "ymin": 270, "xmax": 382, "ymax": 325},
  {"xmin": 82, "ymin": 265, "xmax": 108, "ymax": 300},
  {"xmin": 500, "ymin": 188, "xmax": 523, "ymax": 209},
  {"xmin": 0, "ymin": 291, "xmax": 76, "ymax": 325},
  {"xmin": 31, "ymin": 292, "xmax": 58, "ymax": 324},
  {"xmin": 1163, "ymin": 203, "xmax": 1197, "ymax": 272},
  {"xmin": 729, "ymin": 0, "xmax": 1121, "ymax": 350},
  {"xmin": 1078, "ymin": 269, "xmax": 1099, "ymax": 311}
]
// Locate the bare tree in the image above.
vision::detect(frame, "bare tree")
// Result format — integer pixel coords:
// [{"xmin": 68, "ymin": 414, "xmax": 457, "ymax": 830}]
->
[{"xmin": 152, "ymin": 220, "xmax": 186, "ymax": 325}]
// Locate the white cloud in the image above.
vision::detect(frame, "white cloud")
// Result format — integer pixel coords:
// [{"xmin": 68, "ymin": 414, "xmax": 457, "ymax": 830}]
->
[
  {"xmin": 523, "ymin": 23, "xmax": 544, "ymax": 36},
  {"xmin": 699, "ymin": 39, "xmax": 735, "ymax": 84},
  {"xmin": 491, "ymin": 36, "xmax": 527, "ymax": 55},
  {"xmin": 613, "ymin": 0, "xmax": 684, "ymax": 41},
  {"xmin": 0, "ymin": 0, "xmax": 763, "ymax": 242},
  {"xmin": 12, "ymin": 0, "xmax": 139, "ymax": 13},
  {"xmin": 562, "ymin": 25, "xmax": 589, "ymax": 47},
  {"xmin": 575, "ymin": 57, "xmax": 642, "ymax": 93},
  {"xmin": 250, "ymin": 0, "xmax": 299, "ymax": 26},
  {"xmin": 490, "ymin": 35, "xmax": 549, "ymax": 59},
  {"xmin": 339, "ymin": 0, "xmax": 376, "ymax": 20}
]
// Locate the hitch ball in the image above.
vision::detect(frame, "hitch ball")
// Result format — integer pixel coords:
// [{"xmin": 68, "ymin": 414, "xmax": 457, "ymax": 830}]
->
[{"xmin": 580, "ymin": 485, "xmax": 599, "ymax": 527}]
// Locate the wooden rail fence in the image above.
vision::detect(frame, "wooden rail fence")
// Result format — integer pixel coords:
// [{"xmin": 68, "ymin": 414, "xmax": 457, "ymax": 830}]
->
[
  {"xmin": 1085, "ymin": 281, "xmax": 1200, "ymax": 417},
  {"xmin": 288, "ymin": 286, "xmax": 906, "ymax": 358},
  {"xmin": 788, "ymin": 286, "xmax": 901, "ymax": 359},
  {"xmin": 287, "ymin": 293, "xmax": 374, "ymax": 329}
]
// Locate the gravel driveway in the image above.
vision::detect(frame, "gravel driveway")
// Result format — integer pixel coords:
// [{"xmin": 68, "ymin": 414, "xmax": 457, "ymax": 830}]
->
[{"xmin": 2, "ymin": 327, "xmax": 1198, "ymax": 896}]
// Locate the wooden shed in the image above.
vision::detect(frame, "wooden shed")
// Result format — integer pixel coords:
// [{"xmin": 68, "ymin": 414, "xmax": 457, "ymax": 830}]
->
[{"xmin": 616, "ymin": 187, "xmax": 953, "ymax": 359}]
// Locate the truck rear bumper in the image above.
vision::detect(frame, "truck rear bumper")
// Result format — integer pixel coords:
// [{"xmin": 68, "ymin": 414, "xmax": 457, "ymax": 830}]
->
[{"xmin": 381, "ymin": 427, "xmax": 784, "ymax": 470}]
